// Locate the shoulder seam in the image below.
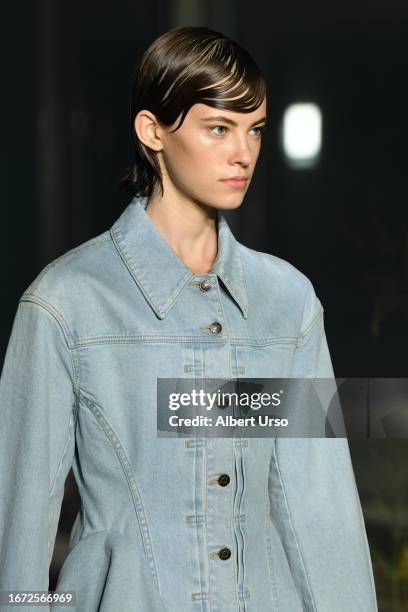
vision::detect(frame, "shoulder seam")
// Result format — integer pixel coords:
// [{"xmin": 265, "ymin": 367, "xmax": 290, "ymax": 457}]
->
[
  {"xmin": 299, "ymin": 306, "xmax": 324, "ymax": 343},
  {"xmin": 19, "ymin": 294, "xmax": 73, "ymax": 347},
  {"xmin": 18, "ymin": 295, "xmax": 78, "ymax": 387}
]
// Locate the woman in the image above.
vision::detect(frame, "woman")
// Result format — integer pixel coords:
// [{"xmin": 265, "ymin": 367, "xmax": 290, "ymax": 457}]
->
[{"xmin": 0, "ymin": 26, "xmax": 377, "ymax": 611}]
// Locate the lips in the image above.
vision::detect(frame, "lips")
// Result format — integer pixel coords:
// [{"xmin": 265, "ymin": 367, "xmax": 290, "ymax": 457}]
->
[{"xmin": 220, "ymin": 177, "xmax": 249, "ymax": 189}]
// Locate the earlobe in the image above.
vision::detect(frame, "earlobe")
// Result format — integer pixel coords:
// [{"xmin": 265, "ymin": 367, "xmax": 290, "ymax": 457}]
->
[{"xmin": 134, "ymin": 110, "xmax": 163, "ymax": 152}]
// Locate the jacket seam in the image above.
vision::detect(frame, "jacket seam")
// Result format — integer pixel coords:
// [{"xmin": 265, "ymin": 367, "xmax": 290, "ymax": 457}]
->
[
  {"xmin": 16, "ymin": 296, "xmax": 78, "ymax": 562},
  {"xmin": 18, "ymin": 296, "xmax": 80, "ymax": 513},
  {"xmin": 264, "ymin": 458, "xmax": 279, "ymax": 611},
  {"xmin": 76, "ymin": 390, "xmax": 161, "ymax": 593},
  {"xmin": 238, "ymin": 243, "xmax": 249, "ymax": 319},
  {"xmin": 70, "ymin": 335, "xmax": 300, "ymax": 347},
  {"xmin": 299, "ymin": 307, "xmax": 323, "ymax": 344},
  {"xmin": 49, "ymin": 410, "xmax": 76, "ymax": 500},
  {"xmin": 47, "ymin": 410, "xmax": 77, "ymax": 561},
  {"xmin": 19, "ymin": 294, "xmax": 79, "ymax": 390},
  {"xmin": 273, "ymin": 438, "xmax": 318, "ymax": 611}
]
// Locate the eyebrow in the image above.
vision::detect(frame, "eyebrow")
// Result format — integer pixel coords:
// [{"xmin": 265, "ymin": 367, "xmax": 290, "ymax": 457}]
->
[{"xmin": 200, "ymin": 115, "xmax": 268, "ymax": 127}]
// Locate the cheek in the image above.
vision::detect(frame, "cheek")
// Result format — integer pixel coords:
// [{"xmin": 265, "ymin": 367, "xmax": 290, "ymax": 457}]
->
[{"xmin": 165, "ymin": 137, "xmax": 217, "ymax": 178}]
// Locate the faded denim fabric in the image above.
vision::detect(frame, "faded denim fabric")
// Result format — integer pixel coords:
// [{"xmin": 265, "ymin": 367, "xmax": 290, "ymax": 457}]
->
[{"xmin": 0, "ymin": 195, "xmax": 378, "ymax": 611}]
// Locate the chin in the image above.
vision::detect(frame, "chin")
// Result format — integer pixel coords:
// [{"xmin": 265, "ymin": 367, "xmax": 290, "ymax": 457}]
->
[
  {"xmin": 217, "ymin": 198, "xmax": 245, "ymax": 211},
  {"xmin": 196, "ymin": 194, "xmax": 244, "ymax": 213}
]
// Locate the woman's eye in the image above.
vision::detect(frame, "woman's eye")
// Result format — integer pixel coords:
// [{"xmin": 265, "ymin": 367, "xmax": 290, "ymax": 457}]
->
[
  {"xmin": 251, "ymin": 126, "xmax": 265, "ymax": 137},
  {"xmin": 210, "ymin": 125, "xmax": 227, "ymax": 136},
  {"xmin": 209, "ymin": 125, "xmax": 266, "ymax": 137}
]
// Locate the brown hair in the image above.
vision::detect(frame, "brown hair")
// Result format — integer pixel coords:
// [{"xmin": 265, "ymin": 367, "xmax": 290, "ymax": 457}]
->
[{"xmin": 118, "ymin": 26, "xmax": 267, "ymax": 198}]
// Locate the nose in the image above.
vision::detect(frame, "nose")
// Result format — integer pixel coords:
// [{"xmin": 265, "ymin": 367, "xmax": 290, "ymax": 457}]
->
[{"xmin": 231, "ymin": 132, "xmax": 252, "ymax": 167}]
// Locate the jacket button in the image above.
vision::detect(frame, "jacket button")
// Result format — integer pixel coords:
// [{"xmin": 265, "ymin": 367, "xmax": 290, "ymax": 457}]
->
[
  {"xmin": 218, "ymin": 547, "xmax": 231, "ymax": 560},
  {"xmin": 209, "ymin": 322, "xmax": 222, "ymax": 334},
  {"xmin": 217, "ymin": 473, "xmax": 230, "ymax": 487},
  {"xmin": 199, "ymin": 279, "xmax": 212, "ymax": 292}
]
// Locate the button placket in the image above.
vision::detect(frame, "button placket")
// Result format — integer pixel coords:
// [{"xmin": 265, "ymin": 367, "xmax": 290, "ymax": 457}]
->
[
  {"xmin": 195, "ymin": 274, "xmax": 226, "ymax": 337},
  {"xmin": 205, "ymin": 436, "xmax": 239, "ymax": 609},
  {"xmin": 194, "ymin": 275, "xmax": 237, "ymax": 603}
]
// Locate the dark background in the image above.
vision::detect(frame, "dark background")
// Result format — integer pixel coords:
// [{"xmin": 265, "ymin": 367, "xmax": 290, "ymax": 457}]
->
[{"xmin": 2, "ymin": 1, "xmax": 408, "ymax": 609}]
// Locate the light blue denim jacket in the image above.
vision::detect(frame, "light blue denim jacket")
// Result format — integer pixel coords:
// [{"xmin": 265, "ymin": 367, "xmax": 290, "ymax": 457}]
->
[{"xmin": 0, "ymin": 195, "xmax": 377, "ymax": 611}]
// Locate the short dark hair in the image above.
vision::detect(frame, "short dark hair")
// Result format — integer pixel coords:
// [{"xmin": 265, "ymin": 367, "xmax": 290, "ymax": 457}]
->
[{"xmin": 118, "ymin": 26, "xmax": 267, "ymax": 199}]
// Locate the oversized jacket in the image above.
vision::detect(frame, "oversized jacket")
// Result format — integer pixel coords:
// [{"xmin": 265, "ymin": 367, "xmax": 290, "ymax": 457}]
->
[{"xmin": 0, "ymin": 195, "xmax": 378, "ymax": 611}]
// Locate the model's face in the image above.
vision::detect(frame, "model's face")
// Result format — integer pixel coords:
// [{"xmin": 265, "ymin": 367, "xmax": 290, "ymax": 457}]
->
[{"xmin": 144, "ymin": 98, "xmax": 267, "ymax": 211}]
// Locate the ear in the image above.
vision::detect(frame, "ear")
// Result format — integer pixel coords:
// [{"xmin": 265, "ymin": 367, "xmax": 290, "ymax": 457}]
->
[{"xmin": 134, "ymin": 109, "xmax": 164, "ymax": 152}]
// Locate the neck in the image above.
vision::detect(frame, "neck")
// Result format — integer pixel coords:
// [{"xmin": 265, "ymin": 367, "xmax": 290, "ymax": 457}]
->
[{"xmin": 145, "ymin": 187, "xmax": 218, "ymax": 275}]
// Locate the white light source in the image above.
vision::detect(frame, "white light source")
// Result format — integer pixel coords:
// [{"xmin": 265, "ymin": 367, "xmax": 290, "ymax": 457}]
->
[{"xmin": 282, "ymin": 103, "xmax": 322, "ymax": 168}]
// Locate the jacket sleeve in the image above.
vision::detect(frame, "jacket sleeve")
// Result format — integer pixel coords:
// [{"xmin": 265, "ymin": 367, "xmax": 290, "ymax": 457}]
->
[
  {"xmin": 0, "ymin": 296, "xmax": 77, "ymax": 606},
  {"xmin": 268, "ymin": 280, "xmax": 378, "ymax": 611}
]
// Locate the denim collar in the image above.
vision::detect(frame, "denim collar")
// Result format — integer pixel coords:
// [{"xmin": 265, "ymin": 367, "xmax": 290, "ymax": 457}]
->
[{"xmin": 110, "ymin": 195, "xmax": 249, "ymax": 320}]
